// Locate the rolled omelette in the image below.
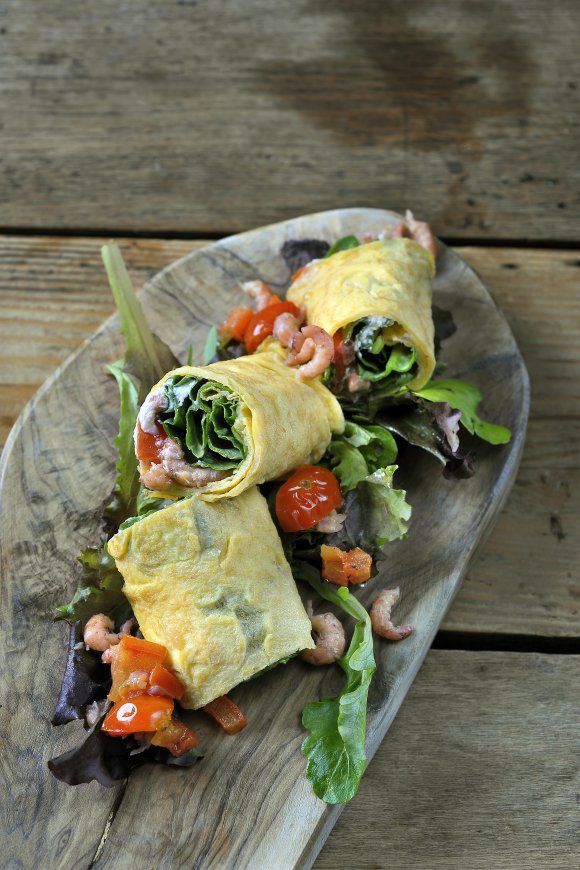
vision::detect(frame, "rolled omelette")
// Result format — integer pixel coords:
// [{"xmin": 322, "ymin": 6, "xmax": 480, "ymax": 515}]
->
[
  {"xmin": 108, "ymin": 486, "xmax": 315, "ymax": 708},
  {"xmin": 137, "ymin": 339, "xmax": 344, "ymax": 500},
  {"xmin": 287, "ymin": 238, "xmax": 436, "ymax": 392}
]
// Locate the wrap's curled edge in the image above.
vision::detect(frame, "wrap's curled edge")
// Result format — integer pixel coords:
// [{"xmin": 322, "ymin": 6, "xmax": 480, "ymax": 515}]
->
[
  {"xmin": 108, "ymin": 486, "xmax": 315, "ymax": 709},
  {"xmin": 143, "ymin": 340, "xmax": 344, "ymax": 500},
  {"xmin": 287, "ymin": 238, "xmax": 436, "ymax": 390}
]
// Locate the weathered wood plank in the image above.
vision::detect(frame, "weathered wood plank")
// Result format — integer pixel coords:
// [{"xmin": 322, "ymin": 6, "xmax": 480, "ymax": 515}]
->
[
  {"xmin": 1, "ymin": 235, "xmax": 577, "ymax": 638},
  {"xmin": 316, "ymin": 650, "xmax": 580, "ymax": 870},
  {"xmin": 0, "ymin": 1, "xmax": 579, "ymax": 238},
  {"xmin": 0, "ymin": 210, "xmax": 528, "ymax": 868}
]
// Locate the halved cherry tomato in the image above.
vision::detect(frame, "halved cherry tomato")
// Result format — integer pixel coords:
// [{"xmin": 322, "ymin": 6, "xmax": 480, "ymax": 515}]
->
[
  {"xmin": 219, "ymin": 306, "xmax": 254, "ymax": 344},
  {"xmin": 244, "ymin": 301, "xmax": 301, "ymax": 354},
  {"xmin": 151, "ymin": 716, "xmax": 199, "ymax": 756},
  {"xmin": 203, "ymin": 695, "xmax": 247, "ymax": 734},
  {"xmin": 321, "ymin": 544, "xmax": 373, "ymax": 586},
  {"xmin": 102, "ymin": 694, "xmax": 174, "ymax": 736},
  {"xmin": 275, "ymin": 465, "xmax": 342, "ymax": 532},
  {"xmin": 149, "ymin": 664, "xmax": 186, "ymax": 700},
  {"xmin": 135, "ymin": 420, "xmax": 166, "ymax": 464}
]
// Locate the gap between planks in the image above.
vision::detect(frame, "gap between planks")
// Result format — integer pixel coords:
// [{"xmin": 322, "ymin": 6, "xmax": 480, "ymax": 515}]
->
[{"xmin": 1, "ymin": 226, "xmax": 580, "ymax": 249}]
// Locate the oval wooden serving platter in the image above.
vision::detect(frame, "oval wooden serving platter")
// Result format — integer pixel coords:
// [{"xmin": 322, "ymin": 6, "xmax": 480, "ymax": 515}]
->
[{"xmin": 0, "ymin": 209, "xmax": 529, "ymax": 869}]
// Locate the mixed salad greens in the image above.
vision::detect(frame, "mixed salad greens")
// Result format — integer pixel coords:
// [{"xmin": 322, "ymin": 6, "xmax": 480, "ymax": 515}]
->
[{"xmin": 49, "ymin": 233, "xmax": 511, "ymax": 804}]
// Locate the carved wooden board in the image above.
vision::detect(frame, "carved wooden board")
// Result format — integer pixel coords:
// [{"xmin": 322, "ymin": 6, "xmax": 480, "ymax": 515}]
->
[{"xmin": 0, "ymin": 209, "xmax": 529, "ymax": 869}]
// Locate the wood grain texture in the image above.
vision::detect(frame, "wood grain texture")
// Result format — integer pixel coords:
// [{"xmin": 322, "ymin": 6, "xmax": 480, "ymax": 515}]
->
[
  {"xmin": 0, "ymin": 209, "xmax": 528, "ymax": 868},
  {"xmin": 1, "ymin": 235, "xmax": 577, "ymax": 638},
  {"xmin": 316, "ymin": 651, "xmax": 580, "ymax": 870},
  {"xmin": 0, "ymin": 1, "xmax": 579, "ymax": 238}
]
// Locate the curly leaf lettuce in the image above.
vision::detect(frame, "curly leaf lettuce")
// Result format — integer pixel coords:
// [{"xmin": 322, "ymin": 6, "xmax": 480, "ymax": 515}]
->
[
  {"xmin": 414, "ymin": 379, "xmax": 511, "ymax": 445},
  {"xmin": 326, "ymin": 420, "xmax": 398, "ymax": 492},
  {"xmin": 160, "ymin": 375, "xmax": 247, "ymax": 470},
  {"xmin": 296, "ymin": 562, "xmax": 376, "ymax": 804}
]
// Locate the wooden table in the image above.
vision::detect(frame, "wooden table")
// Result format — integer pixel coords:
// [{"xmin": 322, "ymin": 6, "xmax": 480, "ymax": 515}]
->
[{"xmin": 1, "ymin": 2, "xmax": 578, "ymax": 867}]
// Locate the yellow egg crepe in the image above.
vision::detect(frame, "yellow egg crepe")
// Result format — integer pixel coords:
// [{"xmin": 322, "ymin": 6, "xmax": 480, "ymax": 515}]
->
[
  {"xmin": 108, "ymin": 487, "xmax": 314, "ymax": 709},
  {"xmin": 287, "ymin": 238, "xmax": 436, "ymax": 391},
  {"xmin": 138, "ymin": 340, "xmax": 344, "ymax": 500}
]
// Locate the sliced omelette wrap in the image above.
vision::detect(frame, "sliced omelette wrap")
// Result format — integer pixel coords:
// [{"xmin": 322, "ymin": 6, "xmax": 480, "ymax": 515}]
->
[
  {"xmin": 287, "ymin": 238, "xmax": 436, "ymax": 393},
  {"xmin": 107, "ymin": 486, "xmax": 315, "ymax": 709},
  {"xmin": 136, "ymin": 340, "xmax": 344, "ymax": 499}
]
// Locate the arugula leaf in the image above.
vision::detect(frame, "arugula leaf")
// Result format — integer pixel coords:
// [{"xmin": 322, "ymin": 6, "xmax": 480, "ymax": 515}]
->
[
  {"xmin": 414, "ymin": 379, "xmax": 511, "ymax": 445},
  {"xmin": 327, "ymin": 467, "xmax": 411, "ymax": 552},
  {"xmin": 325, "ymin": 420, "xmax": 398, "ymax": 492},
  {"xmin": 296, "ymin": 562, "xmax": 376, "ymax": 804},
  {"xmin": 325, "ymin": 235, "xmax": 360, "ymax": 257},
  {"xmin": 101, "ymin": 243, "xmax": 178, "ymax": 400}
]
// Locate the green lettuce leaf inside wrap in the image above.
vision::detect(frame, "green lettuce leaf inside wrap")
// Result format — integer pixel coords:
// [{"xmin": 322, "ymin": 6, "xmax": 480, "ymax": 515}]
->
[
  {"xmin": 159, "ymin": 375, "xmax": 247, "ymax": 471},
  {"xmin": 347, "ymin": 316, "xmax": 418, "ymax": 391}
]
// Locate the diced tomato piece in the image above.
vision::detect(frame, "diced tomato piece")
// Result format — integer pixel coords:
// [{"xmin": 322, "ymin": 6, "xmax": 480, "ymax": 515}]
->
[
  {"xmin": 151, "ymin": 716, "xmax": 199, "ymax": 756},
  {"xmin": 321, "ymin": 545, "xmax": 373, "ymax": 586},
  {"xmin": 149, "ymin": 664, "xmax": 186, "ymax": 700},
  {"xmin": 219, "ymin": 306, "xmax": 254, "ymax": 344},
  {"xmin": 203, "ymin": 695, "xmax": 247, "ymax": 734},
  {"xmin": 102, "ymin": 694, "xmax": 174, "ymax": 736},
  {"xmin": 244, "ymin": 301, "xmax": 301, "ymax": 354},
  {"xmin": 109, "ymin": 636, "xmax": 169, "ymax": 702},
  {"xmin": 275, "ymin": 465, "xmax": 343, "ymax": 533},
  {"xmin": 121, "ymin": 635, "xmax": 168, "ymax": 660},
  {"xmin": 135, "ymin": 420, "xmax": 166, "ymax": 464}
]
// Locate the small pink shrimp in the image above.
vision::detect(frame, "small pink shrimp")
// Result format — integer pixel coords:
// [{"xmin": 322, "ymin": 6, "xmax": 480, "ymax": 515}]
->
[
  {"xmin": 314, "ymin": 509, "xmax": 346, "ymax": 534},
  {"xmin": 299, "ymin": 613, "xmax": 346, "ymax": 666},
  {"xmin": 286, "ymin": 325, "xmax": 334, "ymax": 381},
  {"xmin": 370, "ymin": 588, "xmax": 413, "ymax": 641},
  {"xmin": 140, "ymin": 461, "xmax": 173, "ymax": 491},
  {"xmin": 273, "ymin": 311, "xmax": 301, "ymax": 348},
  {"xmin": 160, "ymin": 439, "xmax": 228, "ymax": 488},
  {"xmin": 405, "ymin": 210, "xmax": 437, "ymax": 257},
  {"xmin": 84, "ymin": 614, "xmax": 134, "ymax": 654},
  {"xmin": 395, "ymin": 210, "xmax": 437, "ymax": 257},
  {"xmin": 242, "ymin": 280, "xmax": 279, "ymax": 310}
]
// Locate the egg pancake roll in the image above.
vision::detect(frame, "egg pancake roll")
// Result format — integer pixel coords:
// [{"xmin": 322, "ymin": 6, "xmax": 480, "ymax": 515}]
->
[
  {"xmin": 108, "ymin": 487, "xmax": 314, "ymax": 709},
  {"xmin": 287, "ymin": 238, "xmax": 436, "ymax": 392},
  {"xmin": 136, "ymin": 340, "xmax": 344, "ymax": 500}
]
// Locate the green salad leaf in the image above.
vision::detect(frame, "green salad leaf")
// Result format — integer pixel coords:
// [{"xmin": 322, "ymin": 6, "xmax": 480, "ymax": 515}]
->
[
  {"xmin": 56, "ymin": 246, "xmax": 180, "ymax": 623},
  {"xmin": 296, "ymin": 562, "xmax": 376, "ymax": 804},
  {"xmin": 55, "ymin": 544, "xmax": 132, "ymax": 624},
  {"xmin": 160, "ymin": 375, "xmax": 246, "ymax": 470},
  {"xmin": 350, "ymin": 316, "xmax": 417, "ymax": 388},
  {"xmin": 326, "ymin": 420, "xmax": 398, "ymax": 491},
  {"xmin": 119, "ymin": 489, "xmax": 177, "ymax": 530},
  {"xmin": 103, "ymin": 362, "xmax": 140, "ymax": 526},
  {"xmin": 414, "ymin": 379, "xmax": 511, "ymax": 445},
  {"xmin": 101, "ymin": 244, "xmax": 178, "ymax": 401},
  {"xmin": 203, "ymin": 326, "xmax": 219, "ymax": 365},
  {"xmin": 325, "ymin": 235, "xmax": 360, "ymax": 257}
]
